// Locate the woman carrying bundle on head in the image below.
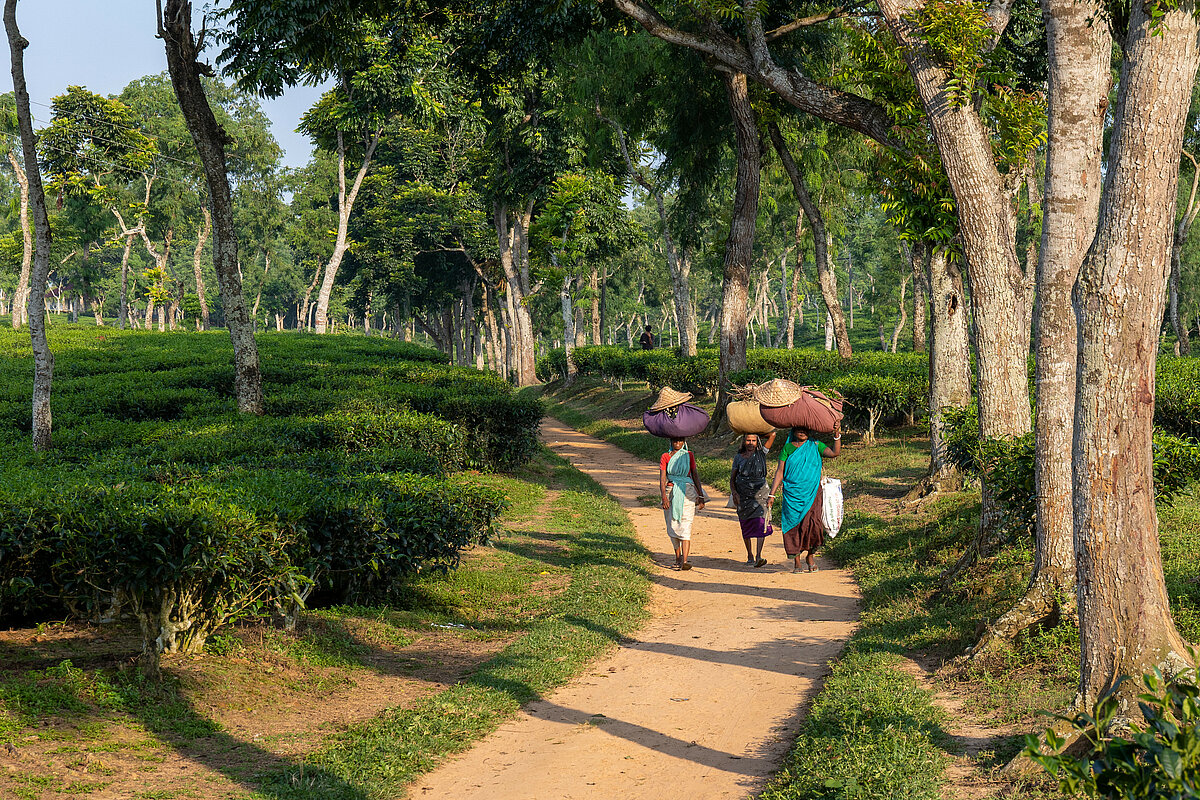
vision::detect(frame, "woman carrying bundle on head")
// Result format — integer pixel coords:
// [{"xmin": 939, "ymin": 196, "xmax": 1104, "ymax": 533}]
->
[
  {"xmin": 766, "ymin": 421, "xmax": 841, "ymax": 573},
  {"xmin": 659, "ymin": 436, "xmax": 708, "ymax": 570},
  {"xmin": 730, "ymin": 431, "xmax": 776, "ymax": 568}
]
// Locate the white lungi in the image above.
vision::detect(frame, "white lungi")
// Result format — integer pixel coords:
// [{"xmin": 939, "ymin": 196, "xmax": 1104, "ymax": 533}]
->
[{"xmin": 664, "ymin": 482, "xmax": 698, "ymax": 543}]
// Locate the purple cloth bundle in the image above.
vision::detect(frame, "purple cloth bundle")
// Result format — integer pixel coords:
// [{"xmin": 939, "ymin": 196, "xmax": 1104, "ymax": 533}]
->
[{"xmin": 643, "ymin": 402, "xmax": 710, "ymax": 438}]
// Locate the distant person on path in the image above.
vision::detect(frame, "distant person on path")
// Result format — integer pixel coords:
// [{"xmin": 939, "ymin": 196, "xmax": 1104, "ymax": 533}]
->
[
  {"xmin": 639, "ymin": 325, "xmax": 655, "ymax": 350},
  {"xmin": 730, "ymin": 431, "xmax": 777, "ymax": 567},
  {"xmin": 767, "ymin": 421, "xmax": 840, "ymax": 573},
  {"xmin": 660, "ymin": 436, "xmax": 707, "ymax": 570}
]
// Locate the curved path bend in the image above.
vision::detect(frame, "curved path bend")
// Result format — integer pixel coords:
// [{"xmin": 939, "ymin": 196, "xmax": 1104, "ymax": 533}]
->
[{"xmin": 408, "ymin": 418, "xmax": 861, "ymax": 799}]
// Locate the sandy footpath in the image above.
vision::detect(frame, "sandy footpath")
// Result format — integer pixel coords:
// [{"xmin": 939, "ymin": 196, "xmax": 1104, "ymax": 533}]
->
[{"xmin": 407, "ymin": 419, "xmax": 860, "ymax": 799}]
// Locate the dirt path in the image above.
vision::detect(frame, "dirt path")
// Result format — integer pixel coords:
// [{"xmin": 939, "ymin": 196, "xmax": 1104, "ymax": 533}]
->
[{"xmin": 407, "ymin": 419, "xmax": 861, "ymax": 799}]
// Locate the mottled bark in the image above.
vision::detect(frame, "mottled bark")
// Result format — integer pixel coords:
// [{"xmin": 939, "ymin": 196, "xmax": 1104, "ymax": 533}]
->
[
  {"xmin": 6, "ymin": 0, "xmax": 52, "ymax": 449},
  {"xmin": 495, "ymin": 199, "xmax": 537, "ymax": 385},
  {"xmin": 713, "ymin": 71, "xmax": 760, "ymax": 427},
  {"xmin": 7, "ymin": 149, "xmax": 29, "ymax": 328},
  {"xmin": 314, "ymin": 128, "xmax": 379, "ymax": 334},
  {"xmin": 768, "ymin": 122, "xmax": 851, "ymax": 358},
  {"xmin": 1073, "ymin": 0, "xmax": 1200, "ymax": 709},
  {"xmin": 924, "ymin": 246, "xmax": 970, "ymax": 489},
  {"xmin": 193, "ymin": 205, "xmax": 210, "ymax": 330},
  {"xmin": 875, "ymin": 0, "xmax": 1032, "ymax": 538},
  {"xmin": 969, "ymin": 0, "xmax": 1110, "ymax": 660},
  {"xmin": 160, "ymin": 0, "xmax": 262, "ymax": 414}
]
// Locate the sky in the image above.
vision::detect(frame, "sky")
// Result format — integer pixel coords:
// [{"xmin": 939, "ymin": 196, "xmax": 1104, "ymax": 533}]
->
[{"xmin": 0, "ymin": 0, "xmax": 326, "ymax": 170}]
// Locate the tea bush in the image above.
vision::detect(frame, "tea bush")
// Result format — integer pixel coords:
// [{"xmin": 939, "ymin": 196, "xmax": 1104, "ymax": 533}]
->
[
  {"xmin": 0, "ymin": 328, "xmax": 530, "ymax": 667},
  {"xmin": 1027, "ymin": 666, "xmax": 1200, "ymax": 798}
]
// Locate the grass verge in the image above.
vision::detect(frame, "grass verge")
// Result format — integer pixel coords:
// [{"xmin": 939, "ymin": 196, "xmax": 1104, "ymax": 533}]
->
[
  {"xmin": 535, "ymin": 378, "xmax": 1198, "ymax": 798},
  {"xmin": 0, "ymin": 447, "xmax": 652, "ymax": 800},
  {"xmin": 254, "ymin": 446, "xmax": 651, "ymax": 798}
]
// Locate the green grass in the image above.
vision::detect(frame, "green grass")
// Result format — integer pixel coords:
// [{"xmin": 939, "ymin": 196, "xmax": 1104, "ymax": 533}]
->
[
  {"xmin": 534, "ymin": 380, "xmax": 1200, "ymax": 797},
  {"xmin": 253, "ymin": 448, "xmax": 652, "ymax": 798},
  {"xmin": 0, "ymin": 446, "xmax": 652, "ymax": 800}
]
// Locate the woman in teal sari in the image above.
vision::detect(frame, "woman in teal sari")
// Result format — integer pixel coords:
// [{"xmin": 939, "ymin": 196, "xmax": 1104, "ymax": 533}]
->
[
  {"xmin": 659, "ymin": 437, "xmax": 708, "ymax": 570},
  {"xmin": 766, "ymin": 421, "xmax": 841, "ymax": 573}
]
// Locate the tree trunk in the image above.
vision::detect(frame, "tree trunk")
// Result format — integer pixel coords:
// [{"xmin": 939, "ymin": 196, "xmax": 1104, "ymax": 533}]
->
[
  {"xmin": 890, "ymin": 274, "xmax": 909, "ymax": 353},
  {"xmin": 1170, "ymin": 151, "xmax": 1198, "ymax": 356},
  {"xmin": 6, "ymin": 0, "xmax": 52, "ymax": 450},
  {"xmin": 908, "ymin": 244, "xmax": 970, "ymax": 502},
  {"xmin": 314, "ymin": 127, "xmax": 380, "ymax": 335},
  {"xmin": 875, "ymin": 0, "xmax": 1033, "ymax": 539},
  {"xmin": 601, "ymin": 114, "xmax": 697, "ymax": 356},
  {"xmin": 968, "ymin": 0, "xmax": 1110, "ymax": 660},
  {"xmin": 495, "ymin": 199, "xmax": 538, "ymax": 385},
  {"xmin": 7, "ymin": 149, "xmax": 29, "ymax": 329},
  {"xmin": 768, "ymin": 122, "xmax": 851, "ymax": 359},
  {"xmin": 160, "ymin": 0, "xmax": 262, "ymax": 414},
  {"xmin": 713, "ymin": 71, "xmax": 760, "ymax": 428},
  {"xmin": 192, "ymin": 205, "xmax": 210, "ymax": 330},
  {"xmin": 1074, "ymin": 0, "xmax": 1199, "ymax": 710},
  {"xmin": 561, "ymin": 274, "xmax": 577, "ymax": 378},
  {"xmin": 252, "ymin": 251, "xmax": 270, "ymax": 325},
  {"xmin": 905, "ymin": 240, "xmax": 929, "ymax": 353}
]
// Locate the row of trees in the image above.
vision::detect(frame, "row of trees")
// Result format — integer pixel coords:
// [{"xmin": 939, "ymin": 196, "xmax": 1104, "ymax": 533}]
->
[{"xmin": 4, "ymin": 0, "xmax": 1200, "ymax": 727}]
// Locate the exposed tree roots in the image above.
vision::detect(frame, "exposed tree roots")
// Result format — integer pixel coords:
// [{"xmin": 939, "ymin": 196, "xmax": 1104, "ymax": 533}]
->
[{"xmin": 952, "ymin": 573, "xmax": 1077, "ymax": 669}]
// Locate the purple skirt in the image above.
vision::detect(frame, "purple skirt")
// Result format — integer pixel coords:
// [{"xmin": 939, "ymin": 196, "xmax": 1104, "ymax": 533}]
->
[{"xmin": 740, "ymin": 517, "xmax": 771, "ymax": 539}]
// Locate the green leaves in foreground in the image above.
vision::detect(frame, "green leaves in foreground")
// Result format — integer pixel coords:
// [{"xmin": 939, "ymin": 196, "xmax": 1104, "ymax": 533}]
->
[{"xmin": 1026, "ymin": 666, "xmax": 1200, "ymax": 798}]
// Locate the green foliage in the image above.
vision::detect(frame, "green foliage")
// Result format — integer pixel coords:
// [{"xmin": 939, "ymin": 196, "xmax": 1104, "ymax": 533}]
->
[
  {"xmin": 0, "ymin": 329, "xmax": 536, "ymax": 662},
  {"xmin": 542, "ymin": 345, "xmax": 929, "ymax": 428},
  {"xmin": 944, "ymin": 404, "xmax": 1200, "ymax": 534},
  {"xmin": 1026, "ymin": 666, "xmax": 1200, "ymax": 798}
]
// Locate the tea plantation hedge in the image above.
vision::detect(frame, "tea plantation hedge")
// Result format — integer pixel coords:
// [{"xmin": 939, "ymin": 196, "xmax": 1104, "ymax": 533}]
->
[
  {"xmin": 538, "ymin": 345, "xmax": 929, "ymax": 434},
  {"xmin": 541, "ymin": 345, "xmax": 1200, "ymax": 446},
  {"xmin": 0, "ymin": 329, "xmax": 539, "ymax": 669}
]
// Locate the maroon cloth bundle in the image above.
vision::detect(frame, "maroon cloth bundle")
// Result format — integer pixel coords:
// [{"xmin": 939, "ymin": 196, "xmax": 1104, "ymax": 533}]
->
[
  {"xmin": 759, "ymin": 388, "xmax": 844, "ymax": 434},
  {"xmin": 643, "ymin": 402, "xmax": 710, "ymax": 438}
]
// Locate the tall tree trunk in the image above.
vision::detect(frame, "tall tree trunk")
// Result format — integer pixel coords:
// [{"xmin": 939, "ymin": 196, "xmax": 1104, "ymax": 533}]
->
[
  {"xmin": 160, "ymin": 0, "xmax": 262, "ymax": 415},
  {"xmin": 875, "ymin": 0, "xmax": 1033, "ymax": 540},
  {"xmin": 1170, "ymin": 151, "xmax": 1198, "ymax": 356},
  {"xmin": 192, "ymin": 205, "xmax": 210, "ymax": 330},
  {"xmin": 494, "ymin": 199, "xmax": 537, "ymax": 385},
  {"xmin": 968, "ymin": 0, "xmax": 1110, "ymax": 659},
  {"xmin": 7, "ymin": 149, "xmax": 29, "ymax": 329},
  {"xmin": 6, "ymin": 0, "xmax": 52, "ymax": 450},
  {"xmin": 713, "ymin": 71, "xmax": 760, "ymax": 427},
  {"xmin": 909, "ymin": 244, "xmax": 970, "ymax": 502},
  {"xmin": 252, "ymin": 251, "xmax": 270, "ymax": 325},
  {"xmin": 589, "ymin": 265, "xmax": 601, "ymax": 345},
  {"xmin": 601, "ymin": 114, "xmax": 697, "ymax": 356},
  {"xmin": 314, "ymin": 127, "xmax": 380, "ymax": 335},
  {"xmin": 117, "ymin": 233, "xmax": 133, "ymax": 331},
  {"xmin": 890, "ymin": 274, "xmax": 909, "ymax": 353},
  {"xmin": 768, "ymin": 122, "xmax": 851, "ymax": 358},
  {"xmin": 561, "ymin": 274, "xmax": 577, "ymax": 378},
  {"xmin": 1074, "ymin": 0, "xmax": 1200, "ymax": 709},
  {"xmin": 902, "ymin": 237, "xmax": 931, "ymax": 350},
  {"xmin": 786, "ymin": 230, "xmax": 805, "ymax": 348}
]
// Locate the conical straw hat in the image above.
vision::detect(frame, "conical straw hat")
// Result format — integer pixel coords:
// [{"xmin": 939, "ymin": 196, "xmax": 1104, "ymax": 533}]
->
[
  {"xmin": 648, "ymin": 386, "xmax": 693, "ymax": 412},
  {"xmin": 754, "ymin": 378, "xmax": 802, "ymax": 408}
]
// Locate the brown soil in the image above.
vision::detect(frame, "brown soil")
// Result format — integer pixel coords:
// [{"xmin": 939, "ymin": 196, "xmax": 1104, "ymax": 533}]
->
[{"xmin": 407, "ymin": 418, "xmax": 863, "ymax": 800}]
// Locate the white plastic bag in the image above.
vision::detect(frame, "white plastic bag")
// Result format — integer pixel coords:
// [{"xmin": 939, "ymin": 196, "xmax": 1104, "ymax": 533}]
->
[{"xmin": 821, "ymin": 476, "xmax": 844, "ymax": 537}]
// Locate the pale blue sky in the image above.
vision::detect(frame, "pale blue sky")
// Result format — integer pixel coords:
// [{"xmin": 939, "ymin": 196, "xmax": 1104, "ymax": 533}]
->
[{"xmin": 0, "ymin": 0, "xmax": 325, "ymax": 169}]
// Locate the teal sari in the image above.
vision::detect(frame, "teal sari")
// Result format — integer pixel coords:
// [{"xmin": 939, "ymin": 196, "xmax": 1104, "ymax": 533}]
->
[
  {"xmin": 666, "ymin": 445, "xmax": 694, "ymax": 522},
  {"xmin": 780, "ymin": 438, "xmax": 822, "ymax": 535}
]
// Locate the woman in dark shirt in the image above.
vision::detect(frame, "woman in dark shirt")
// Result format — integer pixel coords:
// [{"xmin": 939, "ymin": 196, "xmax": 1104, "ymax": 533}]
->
[{"xmin": 730, "ymin": 431, "xmax": 776, "ymax": 567}]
